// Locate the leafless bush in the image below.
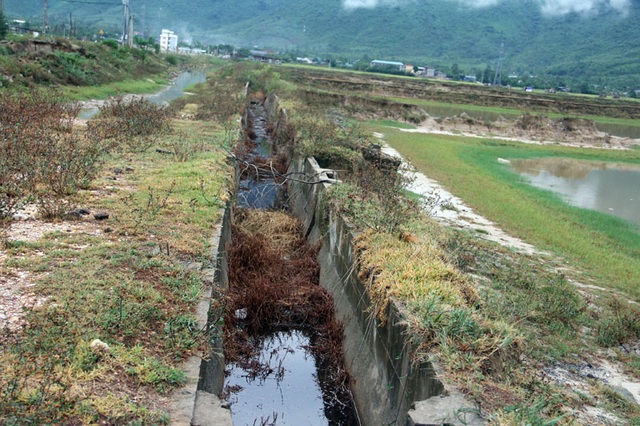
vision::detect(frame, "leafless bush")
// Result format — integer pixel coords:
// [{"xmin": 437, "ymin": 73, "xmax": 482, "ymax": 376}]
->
[
  {"xmin": 0, "ymin": 89, "xmax": 102, "ymax": 220},
  {"xmin": 87, "ymin": 96, "xmax": 172, "ymax": 152},
  {"xmin": 161, "ymin": 131, "xmax": 207, "ymax": 162}
]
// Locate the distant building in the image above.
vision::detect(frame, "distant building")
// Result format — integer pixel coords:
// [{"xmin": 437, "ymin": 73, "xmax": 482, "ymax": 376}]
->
[
  {"xmin": 10, "ymin": 20, "xmax": 39, "ymax": 36},
  {"xmin": 178, "ymin": 47, "xmax": 207, "ymax": 55},
  {"xmin": 249, "ymin": 49, "xmax": 281, "ymax": 64},
  {"xmin": 463, "ymin": 75, "xmax": 477, "ymax": 82},
  {"xmin": 370, "ymin": 60, "xmax": 405, "ymax": 71},
  {"xmin": 159, "ymin": 29, "xmax": 178, "ymax": 52}
]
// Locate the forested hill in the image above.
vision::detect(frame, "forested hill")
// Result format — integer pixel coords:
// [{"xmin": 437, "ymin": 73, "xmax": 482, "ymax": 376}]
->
[{"xmin": 4, "ymin": 0, "xmax": 640, "ymax": 88}]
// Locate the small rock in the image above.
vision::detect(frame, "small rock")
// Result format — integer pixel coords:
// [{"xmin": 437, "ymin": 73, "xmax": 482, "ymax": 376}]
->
[
  {"xmin": 90, "ymin": 339, "xmax": 110, "ymax": 353},
  {"xmin": 94, "ymin": 213, "xmax": 109, "ymax": 221},
  {"xmin": 610, "ymin": 386, "xmax": 636, "ymax": 403},
  {"xmin": 113, "ymin": 168, "xmax": 124, "ymax": 174},
  {"xmin": 77, "ymin": 208, "xmax": 90, "ymax": 216},
  {"xmin": 12, "ymin": 213, "xmax": 30, "ymax": 221},
  {"xmin": 125, "ymin": 166, "xmax": 135, "ymax": 172},
  {"xmin": 184, "ymin": 262, "xmax": 203, "ymax": 271},
  {"xmin": 104, "ymin": 227, "xmax": 113, "ymax": 233}
]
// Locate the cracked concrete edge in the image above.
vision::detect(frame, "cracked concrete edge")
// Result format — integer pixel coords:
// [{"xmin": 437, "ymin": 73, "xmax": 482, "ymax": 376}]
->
[
  {"xmin": 407, "ymin": 389, "xmax": 485, "ymax": 426},
  {"xmin": 191, "ymin": 391, "xmax": 233, "ymax": 426}
]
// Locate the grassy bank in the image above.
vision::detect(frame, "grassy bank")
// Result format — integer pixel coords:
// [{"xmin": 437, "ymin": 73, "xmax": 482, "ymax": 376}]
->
[
  {"xmin": 0, "ymin": 83, "xmax": 235, "ymax": 423},
  {"xmin": 372, "ymin": 124, "xmax": 640, "ymax": 299},
  {"xmin": 62, "ymin": 77, "xmax": 171, "ymax": 100}
]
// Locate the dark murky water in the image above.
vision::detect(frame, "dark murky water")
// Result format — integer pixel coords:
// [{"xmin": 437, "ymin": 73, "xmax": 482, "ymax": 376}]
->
[
  {"xmin": 423, "ymin": 104, "xmax": 640, "ymax": 139},
  {"xmin": 227, "ymin": 331, "xmax": 335, "ymax": 425},
  {"xmin": 511, "ymin": 157, "xmax": 640, "ymax": 225}
]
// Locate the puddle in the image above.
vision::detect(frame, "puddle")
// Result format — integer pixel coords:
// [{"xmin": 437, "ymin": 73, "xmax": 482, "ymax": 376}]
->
[{"xmin": 511, "ymin": 157, "xmax": 640, "ymax": 226}]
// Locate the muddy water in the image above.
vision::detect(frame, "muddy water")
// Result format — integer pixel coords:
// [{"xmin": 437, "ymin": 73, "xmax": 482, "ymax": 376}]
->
[
  {"xmin": 78, "ymin": 70, "xmax": 208, "ymax": 119},
  {"xmin": 511, "ymin": 157, "xmax": 640, "ymax": 225},
  {"xmin": 227, "ymin": 100, "xmax": 359, "ymax": 425},
  {"xmin": 423, "ymin": 104, "xmax": 640, "ymax": 139}
]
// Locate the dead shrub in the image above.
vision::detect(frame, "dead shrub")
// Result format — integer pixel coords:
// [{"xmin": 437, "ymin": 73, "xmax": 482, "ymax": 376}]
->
[
  {"xmin": 0, "ymin": 89, "xmax": 102, "ymax": 219},
  {"xmin": 87, "ymin": 96, "xmax": 172, "ymax": 152}
]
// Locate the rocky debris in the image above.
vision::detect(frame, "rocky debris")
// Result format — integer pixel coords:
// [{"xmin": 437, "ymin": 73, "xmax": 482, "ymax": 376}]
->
[
  {"xmin": 94, "ymin": 212, "xmax": 110, "ymax": 221},
  {"xmin": 543, "ymin": 357, "xmax": 640, "ymax": 422},
  {"xmin": 407, "ymin": 391, "xmax": 484, "ymax": 425}
]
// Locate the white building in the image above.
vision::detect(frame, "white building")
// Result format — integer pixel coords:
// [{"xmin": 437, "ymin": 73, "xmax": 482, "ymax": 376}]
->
[{"xmin": 159, "ymin": 29, "xmax": 178, "ymax": 52}]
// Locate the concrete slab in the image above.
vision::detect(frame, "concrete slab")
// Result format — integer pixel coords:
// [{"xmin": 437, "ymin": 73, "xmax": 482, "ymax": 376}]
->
[
  {"xmin": 191, "ymin": 391, "xmax": 233, "ymax": 426},
  {"xmin": 408, "ymin": 392, "xmax": 485, "ymax": 426}
]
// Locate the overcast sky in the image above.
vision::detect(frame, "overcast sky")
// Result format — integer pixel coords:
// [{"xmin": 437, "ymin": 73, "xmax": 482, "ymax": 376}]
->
[{"xmin": 342, "ymin": 0, "xmax": 632, "ymax": 16}]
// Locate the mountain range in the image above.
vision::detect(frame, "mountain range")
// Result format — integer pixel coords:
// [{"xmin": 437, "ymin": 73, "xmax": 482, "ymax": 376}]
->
[{"xmin": 4, "ymin": 0, "xmax": 640, "ymax": 89}]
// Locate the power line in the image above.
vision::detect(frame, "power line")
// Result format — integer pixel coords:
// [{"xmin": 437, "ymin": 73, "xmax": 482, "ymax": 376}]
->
[{"xmin": 59, "ymin": 0, "xmax": 121, "ymax": 4}]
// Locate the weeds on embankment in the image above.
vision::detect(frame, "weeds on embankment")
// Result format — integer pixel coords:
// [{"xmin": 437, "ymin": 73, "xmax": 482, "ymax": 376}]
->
[
  {"xmin": 0, "ymin": 82, "xmax": 233, "ymax": 423},
  {"xmin": 263, "ymin": 64, "xmax": 640, "ymax": 423}
]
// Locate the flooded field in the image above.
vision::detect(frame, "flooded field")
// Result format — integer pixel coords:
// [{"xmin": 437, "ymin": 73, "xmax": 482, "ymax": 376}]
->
[{"xmin": 511, "ymin": 157, "xmax": 640, "ymax": 225}]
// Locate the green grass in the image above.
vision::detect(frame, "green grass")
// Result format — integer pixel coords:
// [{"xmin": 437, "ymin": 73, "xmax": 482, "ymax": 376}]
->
[
  {"xmin": 373, "ymin": 125, "xmax": 640, "ymax": 300},
  {"xmin": 62, "ymin": 76, "xmax": 170, "ymax": 101},
  {"xmin": 0, "ymin": 97, "xmax": 232, "ymax": 423}
]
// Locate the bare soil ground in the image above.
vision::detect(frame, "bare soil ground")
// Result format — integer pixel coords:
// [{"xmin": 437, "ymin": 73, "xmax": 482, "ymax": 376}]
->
[{"xmin": 407, "ymin": 113, "xmax": 639, "ymax": 150}]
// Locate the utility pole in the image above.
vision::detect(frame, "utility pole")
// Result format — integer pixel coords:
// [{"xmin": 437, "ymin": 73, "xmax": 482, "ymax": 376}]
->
[
  {"xmin": 43, "ymin": 0, "xmax": 48, "ymax": 34},
  {"xmin": 493, "ymin": 42, "xmax": 505, "ymax": 87},
  {"xmin": 122, "ymin": 0, "xmax": 130, "ymax": 45},
  {"xmin": 69, "ymin": 13, "xmax": 73, "ymax": 39},
  {"xmin": 128, "ymin": 14, "xmax": 133, "ymax": 47},
  {"xmin": 141, "ymin": 3, "xmax": 146, "ymax": 38}
]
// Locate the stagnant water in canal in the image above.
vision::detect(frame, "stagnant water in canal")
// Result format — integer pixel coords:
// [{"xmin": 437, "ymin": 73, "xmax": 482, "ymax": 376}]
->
[{"xmin": 223, "ymin": 99, "xmax": 360, "ymax": 425}]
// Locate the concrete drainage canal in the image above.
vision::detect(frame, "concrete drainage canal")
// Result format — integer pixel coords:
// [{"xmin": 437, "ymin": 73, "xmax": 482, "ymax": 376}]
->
[{"xmin": 222, "ymin": 99, "xmax": 360, "ymax": 425}]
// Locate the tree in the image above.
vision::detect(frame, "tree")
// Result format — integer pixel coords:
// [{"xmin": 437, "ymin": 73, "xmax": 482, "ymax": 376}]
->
[
  {"xmin": 451, "ymin": 63, "xmax": 460, "ymax": 80},
  {"xmin": 0, "ymin": 11, "xmax": 9, "ymax": 40}
]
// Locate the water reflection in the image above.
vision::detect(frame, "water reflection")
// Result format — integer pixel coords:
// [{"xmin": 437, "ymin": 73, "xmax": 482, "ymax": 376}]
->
[
  {"xmin": 511, "ymin": 158, "xmax": 640, "ymax": 225},
  {"xmin": 226, "ymin": 331, "xmax": 328, "ymax": 426}
]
